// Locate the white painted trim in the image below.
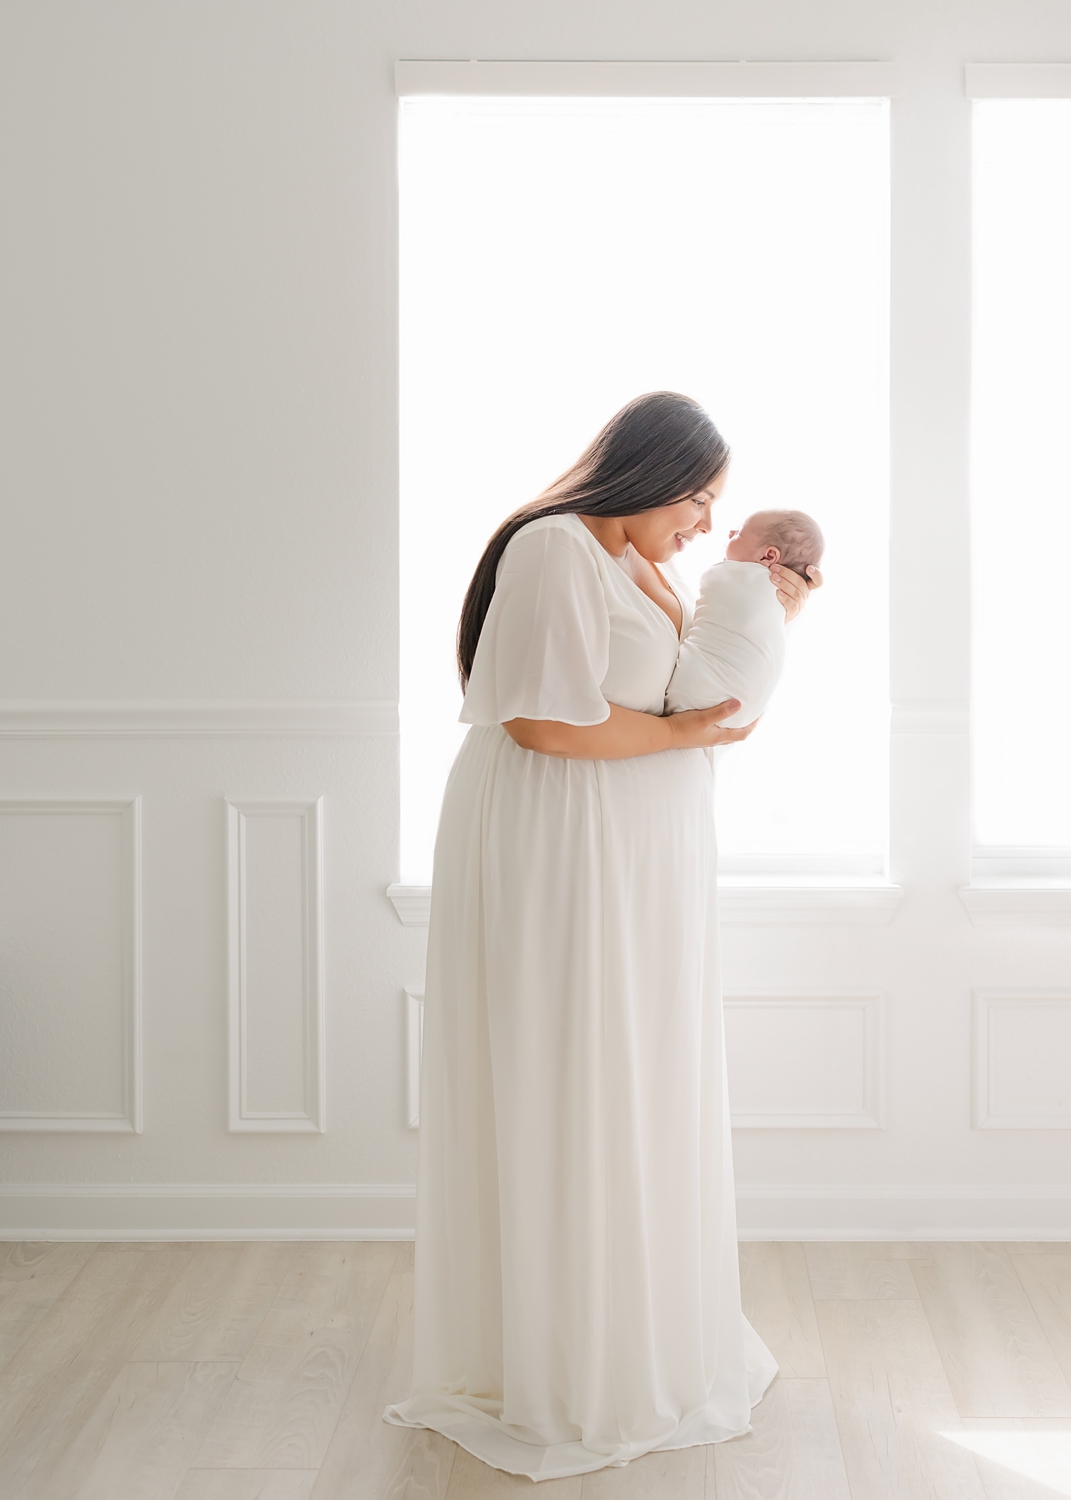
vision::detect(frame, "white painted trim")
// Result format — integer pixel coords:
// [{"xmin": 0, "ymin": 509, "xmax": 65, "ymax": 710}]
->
[
  {"xmin": 890, "ymin": 700, "xmax": 969, "ymax": 734},
  {"xmin": 0, "ymin": 1182, "xmax": 416, "ymax": 1242},
  {"xmin": 395, "ymin": 59, "xmax": 898, "ymax": 99},
  {"xmin": 0, "ymin": 1230, "xmax": 417, "ymax": 1242},
  {"xmin": 966, "ymin": 63, "xmax": 1071, "ymax": 98},
  {"xmin": 718, "ymin": 852, "xmax": 886, "ymax": 877},
  {"xmin": 959, "ymin": 885, "xmax": 1071, "ymax": 927},
  {"xmin": 725, "ymin": 992, "xmax": 884, "ymax": 1129},
  {"xmin": 2, "ymin": 1181, "xmax": 1069, "ymax": 1242},
  {"xmin": 972, "ymin": 847, "xmax": 1071, "ymax": 880},
  {"xmin": 0, "ymin": 1182, "xmax": 416, "ymax": 1198},
  {"xmin": 972, "ymin": 990, "xmax": 1071, "ymax": 1129},
  {"xmin": 0, "ymin": 798, "xmax": 142, "ymax": 1134},
  {"xmin": 387, "ymin": 884, "xmax": 433, "ymax": 926},
  {"xmin": 387, "ymin": 882, "xmax": 904, "ymax": 928},
  {"xmin": 405, "ymin": 989, "xmax": 424, "ymax": 1129},
  {"xmin": 0, "ymin": 699, "xmax": 398, "ymax": 738},
  {"xmin": 718, "ymin": 884, "xmax": 903, "ymax": 925},
  {"xmin": 227, "ymin": 799, "xmax": 326, "ymax": 1133}
]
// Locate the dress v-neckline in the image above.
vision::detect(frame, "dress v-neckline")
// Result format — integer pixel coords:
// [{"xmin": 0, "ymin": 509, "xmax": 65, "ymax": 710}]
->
[{"xmin": 570, "ymin": 516, "xmax": 684, "ymax": 641}]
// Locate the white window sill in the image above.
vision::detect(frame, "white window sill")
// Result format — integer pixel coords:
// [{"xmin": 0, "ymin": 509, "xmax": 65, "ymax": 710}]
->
[
  {"xmin": 959, "ymin": 882, "xmax": 1071, "ymax": 929},
  {"xmin": 386, "ymin": 880, "xmax": 904, "ymax": 929}
]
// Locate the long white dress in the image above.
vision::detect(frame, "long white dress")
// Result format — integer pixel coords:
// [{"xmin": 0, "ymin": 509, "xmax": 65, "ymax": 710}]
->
[{"xmin": 385, "ymin": 513, "xmax": 777, "ymax": 1481}]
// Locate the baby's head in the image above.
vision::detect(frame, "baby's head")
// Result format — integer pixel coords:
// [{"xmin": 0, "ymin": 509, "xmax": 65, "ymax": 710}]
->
[{"xmin": 725, "ymin": 509, "xmax": 824, "ymax": 579}]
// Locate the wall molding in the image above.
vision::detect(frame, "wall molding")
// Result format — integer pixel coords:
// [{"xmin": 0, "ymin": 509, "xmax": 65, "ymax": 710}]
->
[
  {"xmin": 0, "ymin": 699, "xmax": 398, "ymax": 738},
  {"xmin": 0, "ymin": 1183, "xmax": 416, "ymax": 1241},
  {"xmin": 736, "ymin": 1181, "xmax": 1071, "ymax": 1240},
  {"xmin": 959, "ymin": 885, "xmax": 1071, "ymax": 928},
  {"xmin": 973, "ymin": 990, "xmax": 1071, "ymax": 1129},
  {"xmin": 725, "ymin": 992, "xmax": 884, "ymax": 1129},
  {"xmin": 396, "ymin": 59, "xmax": 899, "ymax": 98},
  {"xmin": 2, "ymin": 1181, "xmax": 1070, "ymax": 1242},
  {"xmin": 890, "ymin": 699, "xmax": 969, "ymax": 735},
  {"xmin": 0, "ymin": 798, "xmax": 142, "ymax": 1134},
  {"xmin": 227, "ymin": 799, "xmax": 326, "ymax": 1133},
  {"xmin": 387, "ymin": 882, "xmax": 903, "ymax": 928},
  {"xmin": 966, "ymin": 62, "xmax": 1071, "ymax": 98},
  {"xmin": 405, "ymin": 989, "xmax": 424, "ymax": 1130}
]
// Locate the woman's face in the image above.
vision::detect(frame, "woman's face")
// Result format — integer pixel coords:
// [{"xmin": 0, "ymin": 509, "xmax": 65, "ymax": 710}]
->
[{"xmin": 623, "ymin": 467, "xmax": 729, "ymax": 564}]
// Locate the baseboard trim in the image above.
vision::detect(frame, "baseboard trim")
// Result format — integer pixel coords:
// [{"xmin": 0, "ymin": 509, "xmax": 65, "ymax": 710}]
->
[
  {"xmin": 2, "ymin": 1182, "xmax": 1069, "ymax": 1242},
  {"xmin": 0, "ymin": 1183, "xmax": 416, "ymax": 1240},
  {"xmin": 736, "ymin": 1183, "xmax": 1071, "ymax": 1239},
  {"xmin": 0, "ymin": 700, "xmax": 399, "ymax": 738}
]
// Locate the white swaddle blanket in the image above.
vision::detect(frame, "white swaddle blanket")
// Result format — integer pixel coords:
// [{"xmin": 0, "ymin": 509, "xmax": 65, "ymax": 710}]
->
[{"xmin": 665, "ymin": 560, "xmax": 786, "ymax": 726}]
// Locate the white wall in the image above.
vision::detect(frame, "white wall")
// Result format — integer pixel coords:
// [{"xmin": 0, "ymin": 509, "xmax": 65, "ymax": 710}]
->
[{"xmin": 1, "ymin": 0, "xmax": 1069, "ymax": 1240}]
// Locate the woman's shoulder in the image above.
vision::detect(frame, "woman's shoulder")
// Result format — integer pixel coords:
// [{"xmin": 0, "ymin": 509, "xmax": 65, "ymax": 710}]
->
[
  {"xmin": 500, "ymin": 512, "xmax": 602, "ymax": 569},
  {"xmin": 509, "ymin": 511, "xmax": 593, "ymax": 546}
]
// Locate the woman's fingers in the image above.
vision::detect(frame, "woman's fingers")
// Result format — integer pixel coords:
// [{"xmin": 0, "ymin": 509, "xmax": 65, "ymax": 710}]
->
[
  {"xmin": 706, "ymin": 697, "xmax": 742, "ymax": 723},
  {"xmin": 713, "ymin": 717, "xmax": 759, "ymax": 744},
  {"xmin": 805, "ymin": 564, "xmax": 824, "ymax": 590},
  {"xmin": 770, "ymin": 564, "xmax": 810, "ymax": 621}
]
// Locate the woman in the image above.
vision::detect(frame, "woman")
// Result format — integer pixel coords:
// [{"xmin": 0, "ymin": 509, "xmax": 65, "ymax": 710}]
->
[{"xmin": 386, "ymin": 393, "xmax": 819, "ymax": 1481}]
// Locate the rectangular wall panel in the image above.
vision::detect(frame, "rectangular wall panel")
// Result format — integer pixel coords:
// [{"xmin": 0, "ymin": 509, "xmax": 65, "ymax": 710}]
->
[
  {"xmin": 973, "ymin": 991, "xmax": 1071, "ymax": 1128},
  {"xmin": 0, "ymin": 799, "xmax": 141, "ymax": 1132},
  {"xmin": 227, "ymin": 799, "xmax": 325, "ymax": 1132},
  {"xmin": 724, "ymin": 993, "xmax": 884, "ymax": 1128},
  {"xmin": 405, "ymin": 989, "xmax": 424, "ymax": 1130}
]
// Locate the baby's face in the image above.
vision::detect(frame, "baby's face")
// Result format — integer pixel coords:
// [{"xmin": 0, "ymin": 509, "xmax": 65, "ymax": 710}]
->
[{"xmin": 726, "ymin": 519, "xmax": 777, "ymax": 567}]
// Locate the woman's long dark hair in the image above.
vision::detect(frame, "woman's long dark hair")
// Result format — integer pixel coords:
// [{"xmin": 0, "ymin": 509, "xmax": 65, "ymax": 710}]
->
[{"xmin": 457, "ymin": 392, "xmax": 730, "ymax": 685}]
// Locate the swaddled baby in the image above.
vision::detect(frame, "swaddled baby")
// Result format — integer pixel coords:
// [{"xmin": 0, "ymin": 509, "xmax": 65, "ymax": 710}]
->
[{"xmin": 665, "ymin": 509, "xmax": 824, "ymax": 726}]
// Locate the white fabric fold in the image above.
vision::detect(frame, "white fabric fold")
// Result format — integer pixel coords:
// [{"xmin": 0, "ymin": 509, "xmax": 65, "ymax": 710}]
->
[{"xmin": 665, "ymin": 559, "xmax": 786, "ymax": 725}]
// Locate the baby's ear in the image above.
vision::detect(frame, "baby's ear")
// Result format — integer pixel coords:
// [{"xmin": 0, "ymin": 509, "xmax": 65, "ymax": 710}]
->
[{"xmin": 761, "ymin": 545, "xmax": 781, "ymax": 564}]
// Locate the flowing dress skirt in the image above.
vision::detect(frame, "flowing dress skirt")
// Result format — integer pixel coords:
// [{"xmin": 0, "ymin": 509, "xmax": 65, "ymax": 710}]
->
[{"xmin": 385, "ymin": 724, "xmax": 776, "ymax": 1481}]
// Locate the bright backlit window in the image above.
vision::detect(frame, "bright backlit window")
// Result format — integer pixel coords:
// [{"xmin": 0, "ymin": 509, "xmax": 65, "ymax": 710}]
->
[
  {"xmin": 400, "ymin": 97, "xmax": 889, "ymax": 883},
  {"xmin": 973, "ymin": 101, "xmax": 1071, "ymax": 865}
]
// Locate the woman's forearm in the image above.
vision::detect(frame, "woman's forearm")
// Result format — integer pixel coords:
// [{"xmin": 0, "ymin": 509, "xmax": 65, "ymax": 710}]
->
[
  {"xmin": 502, "ymin": 701, "xmax": 750, "ymax": 760},
  {"xmin": 502, "ymin": 705, "xmax": 675, "ymax": 759}
]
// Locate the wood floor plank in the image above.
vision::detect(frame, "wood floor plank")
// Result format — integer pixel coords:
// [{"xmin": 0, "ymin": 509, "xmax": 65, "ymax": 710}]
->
[
  {"xmin": 0, "ymin": 1243, "xmax": 96, "ymax": 1372},
  {"xmin": 175, "ymin": 1472, "xmax": 319, "ymax": 1499},
  {"xmin": 448, "ymin": 1443, "xmax": 584, "ymax": 1497},
  {"xmin": 50, "ymin": 1359, "xmax": 237, "ymax": 1500},
  {"xmin": 131, "ymin": 1243, "xmax": 296, "ymax": 1362},
  {"xmin": 911, "ymin": 1243, "xmax": 1071, "ymax": 1417},
  {"xmin": 195, "ymin": 1242, "xmax": 399, "ymax": 1471},
  {"xmin": 1011, "ymin": 1251, "xmax": 1071, "ymax": 1390},
  {"xmin": 310, "ymin": 1253, "xmax": 456, "ymax": 1500},
  {"xmin": 738, "ymin": 1244, "xmax": 824, "ymax": 1378},
  {"xmin": 817, "ymin": 1298, "xmax": 989, "ymax": 1499},
  {"xmin": 579, "ymin": 1444, "xmax": 704, "ymax": 1498},
  {"xmin": 804, "ymin": 1244, "xmax": 919, "ymax": 1301},
  {"xmin": 0, "ymin": 1241, "xmax": 96, "ymax": 1282},
  {"xmin": 712, "ymin": 1378, "xmax": 850, "ymax": 1500},
  {"xmin": 0, "ymin": 1246, "xmax": 193, "ymax": 1499}
]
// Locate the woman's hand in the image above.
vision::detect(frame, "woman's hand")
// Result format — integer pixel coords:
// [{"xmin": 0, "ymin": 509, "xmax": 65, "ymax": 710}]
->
[
  {"xmin": 665, "ymin": 699, "xmax": 760, "ymax": 751},
  {"xmin": 771, "ymin": 562, "xmax": 822, "ymax": 622}
]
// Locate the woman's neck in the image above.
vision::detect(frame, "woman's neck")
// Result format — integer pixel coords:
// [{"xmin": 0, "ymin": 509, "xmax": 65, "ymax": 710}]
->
[{"xmin": 578, "ymin": 514, "xmax": 630, "ymax": 559}]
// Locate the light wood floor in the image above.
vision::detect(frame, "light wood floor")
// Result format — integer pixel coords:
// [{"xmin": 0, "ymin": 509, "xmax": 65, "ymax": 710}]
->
[{"xmin": 3, "ymin": 1240, "xmax": 1071, "ymax": 1497}]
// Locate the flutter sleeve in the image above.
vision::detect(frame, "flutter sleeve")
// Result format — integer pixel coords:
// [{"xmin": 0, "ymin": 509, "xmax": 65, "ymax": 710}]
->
[{"xmin": 459, "ymin": 519, "xmax": 612, "ymax": 727}]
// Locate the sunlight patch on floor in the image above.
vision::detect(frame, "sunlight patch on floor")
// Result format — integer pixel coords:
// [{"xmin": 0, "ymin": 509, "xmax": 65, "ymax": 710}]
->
[{"xmin": 940, "ymin": 1429, "xmax": 1071, "ymax": 1496}]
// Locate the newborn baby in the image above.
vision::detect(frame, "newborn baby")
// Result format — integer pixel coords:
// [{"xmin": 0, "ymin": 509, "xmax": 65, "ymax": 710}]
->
[{"xmin": 665, "ymin": 509, "xmax": 824, "ymax": 726}]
